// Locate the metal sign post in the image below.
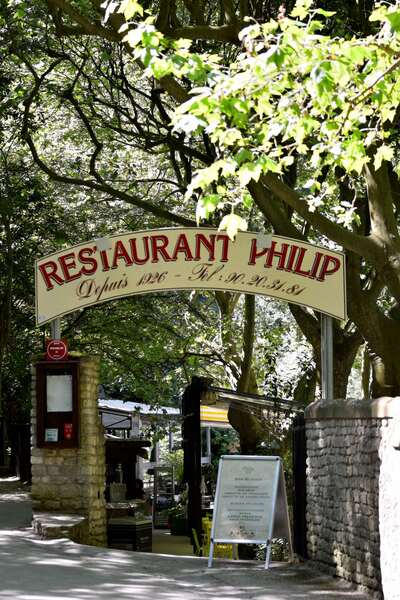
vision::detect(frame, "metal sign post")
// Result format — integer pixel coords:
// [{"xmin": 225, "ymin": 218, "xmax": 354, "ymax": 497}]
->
[
  {"xmin": 50, "ymin": 318, "xmax": 61, "ymax": 340},
  {"xmin": 321, "ymin": 314, "xmax": 334, "ymax": 402}
]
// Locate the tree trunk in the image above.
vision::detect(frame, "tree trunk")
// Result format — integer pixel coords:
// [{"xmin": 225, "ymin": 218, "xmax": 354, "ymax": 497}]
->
[
  {"xmin": 0, "ymin": 212, "xmax": 13, "ymax": 467},
  {"xmin": 215, "ymin": 292, "xmax": 265, "ymax": 452},
  {"xmin": 290, "ymin": 304, "xmax": 362, "ymax": 401},
  {"xmin": 347, "ymin": 252, "xmax": 400, "ymax": 397}
]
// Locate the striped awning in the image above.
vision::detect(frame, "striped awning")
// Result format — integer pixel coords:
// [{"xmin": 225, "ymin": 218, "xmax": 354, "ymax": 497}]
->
[{"xmin": 200, "ymin": 405, "xmax": 229, "ymax": 426}]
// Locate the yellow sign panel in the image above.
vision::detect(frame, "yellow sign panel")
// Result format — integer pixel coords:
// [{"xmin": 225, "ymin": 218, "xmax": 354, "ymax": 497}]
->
[
  {"xmin": 200, "ymin": 406, "xmax": 229, "ymax": 424},
  {"xmin": 35, "ymin": 228, "xmax": 347, "ymax": 325}
]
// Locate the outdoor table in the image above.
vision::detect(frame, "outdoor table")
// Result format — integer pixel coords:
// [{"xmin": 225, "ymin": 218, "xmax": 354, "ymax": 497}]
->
[{"xmin": 107, "ymin": 516, "xmax": 153, "ymax": 552}]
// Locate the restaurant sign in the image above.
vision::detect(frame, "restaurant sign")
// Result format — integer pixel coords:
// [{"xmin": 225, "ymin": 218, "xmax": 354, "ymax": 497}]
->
[
  {"xmin": 35, "ymin": 227, "xmax": 346, "ymax": 325},
  {"xmin": 208, "ymin": 455, "xmax": 293, "ymax": 568}
]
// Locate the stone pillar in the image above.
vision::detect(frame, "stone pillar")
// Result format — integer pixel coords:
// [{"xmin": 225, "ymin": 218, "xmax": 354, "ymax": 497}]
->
[
  {"xmin": 31, "ymin": 356, "xmax": 106, "ymax": 546},
  {"xmin": 379, "ymin": 413, "xmax": 400, "ymax": 600},
  {"xmin": 304, "ymin": 398, "xmax": 400, "ymax": 600}
]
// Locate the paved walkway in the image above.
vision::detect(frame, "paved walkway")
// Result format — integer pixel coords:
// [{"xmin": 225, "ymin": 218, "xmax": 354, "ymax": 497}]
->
[{"xmin": 0, "ymin": 478, "xmax": 371, "ymax": 600}]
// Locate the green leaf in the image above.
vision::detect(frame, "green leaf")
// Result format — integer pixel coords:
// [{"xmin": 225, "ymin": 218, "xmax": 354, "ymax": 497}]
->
[
  {"xmin": 221, "ymin": 160, "xmax": 237, "ymax": 177},
  {"xmin": 235, "ymin": 149, "xmax": 253, "ymax": 165},
  {"xmin": 374, "ymin": 145, "xmax": 394, "ymax": 170},
  {"xmin": 119, "ymin": 0, "xmax": 143, "ymax": 19},
  {"xmin": 387, "ymin": 11, "xmax": 400, "ymax": 32},
  {"xmin": 369, "ymin": 7, "xmax": 387, "ymax": 22},
  {"xmin": 242, "ymin": 192, "xmax": 253, "ymax": 209},
  {"xmin": 290, "ymin": 0, "xmax": 313, "ymax": 20},
  {"xmin": 342, "ymin": 45, "xmax": 370, "ymax": 63},
  {"xmin": 257, "ymin": 155, "xmax": 281, "ymax": 173},
  {"xmin": 188, "ymin": 161, "xmax": 225, "ymax": 194},
  {"xmin": 151, "ymin": 58, "xmax": 172, "ymax": 79},
  {"xmin": 218, "ymin": 214, "xmax": 248, "ymax": 241},
  {"xmin": 173, "ymin": 114, "xmax": 207, "ymax": 134},
  {"xmin": 238, "ymin": 162, "xmax": 262, "ymax": 186},
  {"xmin": 265, "ymin": 46, "xmax": 285, "ymax": 68},
  {"xmin": 223, "ymin": 128, "xmax": 243, "ymax": 145},
  {"xmin": 315, "ymin": 9, "xmax": 335, "ymax": 17},
  {"xmin": 196, "ymin": 194, "xmax": 220, "ymax": 223}
]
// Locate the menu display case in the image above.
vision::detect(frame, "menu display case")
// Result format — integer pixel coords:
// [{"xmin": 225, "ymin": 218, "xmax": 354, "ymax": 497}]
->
[{"xmin": 36, "ymin": 360, "xmax": 80, "ymax": 448}]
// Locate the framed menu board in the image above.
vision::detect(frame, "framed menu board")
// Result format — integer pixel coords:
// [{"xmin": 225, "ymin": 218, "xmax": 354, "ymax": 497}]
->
[
  {"xmin": 36, "ymin": 360, "xmax": 80, "ymax": 448},
  {"xmin": 208, "ymin": 455, "xmax": 292, "ymax": 568}
]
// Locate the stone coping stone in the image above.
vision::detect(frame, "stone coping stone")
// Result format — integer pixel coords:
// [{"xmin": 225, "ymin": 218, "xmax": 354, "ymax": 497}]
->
[
  {"xmin": 33, "ymin": 512, "xmax": 88, "ymax": 541},
  {"xmin": 33, "ymin": 512, "xmax": 87, "ymax": 527},
  {"xmin": 305, "ymin": 397, "xmax": 400, "ymax": 420}
]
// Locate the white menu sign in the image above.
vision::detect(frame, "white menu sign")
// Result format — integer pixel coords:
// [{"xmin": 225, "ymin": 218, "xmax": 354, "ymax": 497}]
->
[{"xmin": 208, "ymin": 455, "xmax": 292, "ymax": 569}]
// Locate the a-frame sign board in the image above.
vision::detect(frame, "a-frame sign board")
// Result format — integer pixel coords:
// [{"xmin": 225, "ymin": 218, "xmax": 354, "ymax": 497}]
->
[{"xmin": 208, "ymin": 455, "xmax": 293, "ymax": 569}]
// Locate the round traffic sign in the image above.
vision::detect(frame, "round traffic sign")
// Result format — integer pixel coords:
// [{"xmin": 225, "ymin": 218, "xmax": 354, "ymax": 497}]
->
[{"xmin": 46, "ymin": 339, "xmax": 68, "ymax": 361}]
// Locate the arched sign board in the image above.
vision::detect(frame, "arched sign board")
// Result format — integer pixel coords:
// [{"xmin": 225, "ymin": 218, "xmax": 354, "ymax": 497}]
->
[
  {"xmin": 35, "ymin": 227, "xmax": 346, "ymax": 325},
  {"xmin": 208, "ymin": 455, "xmax": 293, "ymax": 569}
]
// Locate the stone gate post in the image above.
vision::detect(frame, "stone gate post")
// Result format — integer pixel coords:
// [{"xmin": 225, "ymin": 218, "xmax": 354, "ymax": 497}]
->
[
  {"xmin": 30, "ymin": 355, "xmax": 107, "ymax": 546},
  {"xmin": 305, "ymin": 398, "xmax": 400, "ymax": 600}
]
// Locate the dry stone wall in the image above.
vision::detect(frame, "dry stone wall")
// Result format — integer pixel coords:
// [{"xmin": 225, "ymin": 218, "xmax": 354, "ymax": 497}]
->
[
  {"xmin": 31, "ymin": 356, "xmax": 106, "ymax": 546},
  {"xmin": 306, "ymin": 417, "xmax": 382, "ymax": 594},
  {"xmin": 305, "ymin": 399, "xmax": 400, "ymax": 600}
]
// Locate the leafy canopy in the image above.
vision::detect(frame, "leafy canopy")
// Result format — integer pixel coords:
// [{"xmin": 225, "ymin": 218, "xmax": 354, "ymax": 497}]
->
[{"xmin": 113, "ymin": 0, "xmax": 400, "ymax": 235}]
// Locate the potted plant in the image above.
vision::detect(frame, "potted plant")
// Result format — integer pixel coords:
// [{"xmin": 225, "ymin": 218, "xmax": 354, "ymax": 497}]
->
[{"xmin": 168, "ymin": 503, "xmax": 188, "ymax": 535}]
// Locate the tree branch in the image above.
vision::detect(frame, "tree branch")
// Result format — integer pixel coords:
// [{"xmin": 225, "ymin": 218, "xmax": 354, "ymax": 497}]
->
[
  {"xmin": 168, "ymin": 23, "xmax": 241, "ymax": 43},
  {"xmin": 47, "ymin": 0, "xmax": 120, "ymax": 41},
  {"xmin": 46, "ymin": 0, "xmax": 190, "ymax": 103},
  {"xmin": 237, "ymin": 294, "xmax": 255, "ymax": 393},
  {"xmin": 364, "ymin": 159, "xmax": 398, "ymax": 240},
  {"xmin": 248, "ymin": 180, "xmax": 303, "ymax": 239},
  {"xmin": 262, "ymin": 172, "xmax": 382, "ymax": 262},
  {"xmin": 21, "ymin": 60, "xmax": 195, "ymax": 226}
]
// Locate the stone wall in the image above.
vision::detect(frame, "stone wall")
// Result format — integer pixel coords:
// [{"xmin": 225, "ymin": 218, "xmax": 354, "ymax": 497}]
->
[
  {"xmin": 379, "ymin": 415, "xmax": 400, "ymax": 600},
  {"xmin": 305, "ymin": 398, "xmax": 400, "ymax": 600},
  {"xmin": 31, "ymin": 356, "xmax": 107, "ymax": 546}
]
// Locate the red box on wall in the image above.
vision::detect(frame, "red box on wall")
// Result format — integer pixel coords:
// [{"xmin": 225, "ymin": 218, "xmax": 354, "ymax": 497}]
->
[{"xmin": 64, "ymin": 423, "xmax": 73, "ymax": 440}]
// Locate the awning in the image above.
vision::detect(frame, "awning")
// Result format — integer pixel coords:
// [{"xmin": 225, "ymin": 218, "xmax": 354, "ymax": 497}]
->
[
  {"xmin": 200, "ymin": 405, "xmax": 229, "ymax": 427},
  {"xmin": 105, "ymin": 437, "xmax": 151, "ymax": 462}
]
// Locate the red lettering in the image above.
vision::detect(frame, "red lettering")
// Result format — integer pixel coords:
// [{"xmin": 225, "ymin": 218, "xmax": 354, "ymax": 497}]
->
[
  {"xmin": 151, "ymin": 235, "xmax": 172, "ymax": 263},
  {"xmin": 317, "ymin": 255, "xmax": 341, "ymax": 281},
  {"xmin": 99, "ymin": 249, "xmax": 111, "ymax": 272},
  {"xmin": 195, "ymin": 234, "xmax": 216, "ymax": 261},
  {"xmin": 217, "ymin": 235, "xmax": 230, "ymax": 262},
  {"xmin": 38, "ymin": 260, "xmax": 64, "ymax": 290},
  {"xmin": 171, "ymin": 233, "xmax": 194, "ymax": 261},
  {"xmin": 112, "ymin": 240, "xmax": 133, "ymax": 269},
  {"xmin": 308, "ymin": 252, "xmax": 323, "ymax": 280},
  {"xmin": 78, "ymin": 247, "xmax": 97, "ymax": 276},
  {"xmin": 58, "ymin": 252, "xmax": 80, "ymax": 283},
  {"xmin": 265, "ymin": 242, "xmax": 289, "ymax": 270},
  {"xmin": 130, "ymin": 237, "xmax": 150, "ymax": 265},
  {"xmin": 293, "ymin": 248, "xmax": 311, "ymax": 277},
  {"xmin": 248, "ymin": 239, "xmax": 268, "ymax": 265},
  {"xmin": 284, "ymin": 245, "xmax": 299, "ymax": 272}
]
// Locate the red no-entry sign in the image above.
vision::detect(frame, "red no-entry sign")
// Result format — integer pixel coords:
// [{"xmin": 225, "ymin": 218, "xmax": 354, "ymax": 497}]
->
[{"xmin": 46, "ymin": 339, "xmax": 68, "ymax": 361}]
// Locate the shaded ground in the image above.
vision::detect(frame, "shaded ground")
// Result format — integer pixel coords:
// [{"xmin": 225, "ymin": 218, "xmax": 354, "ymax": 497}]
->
[
  {"xmin": 0, "ymin": 477, "xmax": 370, "ymax": 600},
  {"xmin": 0, "ymin": 476, "xmax": 32, "ymax": 529},
  {"xmin": 152, "ymin": 529, "xmax": 194, "ymax": 556}
]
